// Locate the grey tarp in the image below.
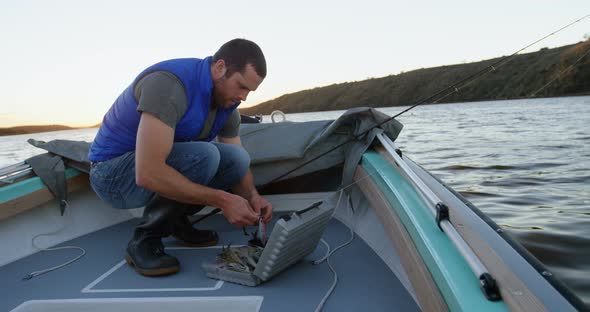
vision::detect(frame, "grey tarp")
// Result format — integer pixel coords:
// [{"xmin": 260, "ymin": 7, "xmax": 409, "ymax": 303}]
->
[
  {"xmin": 25, "ymin": 153, "xmax": 68, "ymax": 215},
  {"xmin": 27, "ymin": 139, "xmax": 91, "ymax": 173},
  {"xmin": 241, "ymin": 107, "xmax": 403, "ymax": 187},
  {"xmin": 25, "ymin": 139, "xmax": 91, "ymax": 214},
  {"xmin": 25, "ymin": 107, "xmax": 402, "ymax": 198}
]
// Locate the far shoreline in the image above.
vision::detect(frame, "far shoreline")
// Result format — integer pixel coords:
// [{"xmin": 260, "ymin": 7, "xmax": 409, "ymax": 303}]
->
[
  {"xmin": 0, "ymin": 124, "xmax": 99, "ymax": 137},
  {"xmin": 2, "ymin": 94, "xmax": 588, "ymax": 137}
]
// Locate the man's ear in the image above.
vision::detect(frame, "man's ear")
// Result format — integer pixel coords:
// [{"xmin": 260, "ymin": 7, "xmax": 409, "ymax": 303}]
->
[{"xmin": 212, "ymin": 59, "xmax": 227, "ymax": 80}]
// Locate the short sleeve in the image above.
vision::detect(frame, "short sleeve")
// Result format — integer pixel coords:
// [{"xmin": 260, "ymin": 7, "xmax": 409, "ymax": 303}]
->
[
  {"xmin": 218, "ymin": 109, "xmax": 242, "ymax": 138},
  {"xmin": 134, "ymin": 71, "xmax": 187, "ymax": 129}
]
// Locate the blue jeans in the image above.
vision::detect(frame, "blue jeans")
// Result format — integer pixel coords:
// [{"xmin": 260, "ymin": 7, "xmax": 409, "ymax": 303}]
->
[{"xmin": 89, "ymin": 142, "xmax": 251, "ymax": 209}]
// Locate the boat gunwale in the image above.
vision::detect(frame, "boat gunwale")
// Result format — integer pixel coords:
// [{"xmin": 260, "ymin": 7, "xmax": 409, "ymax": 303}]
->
[
  {"xmin": 361, "ymin": 149, "xmax": 509, "ymax": 311},
  {"xmin": 404, "ymin": 154, "xmax": 589, "ymax": 312}
]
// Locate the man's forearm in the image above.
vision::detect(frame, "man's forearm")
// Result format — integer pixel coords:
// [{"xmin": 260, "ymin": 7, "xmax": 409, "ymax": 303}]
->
[
  {"xmin": 231, "ymin": 169, "xmax": 258, "ymax": 200},
  {"xmin": 233, "ymin": 168, "xmax": 273, "ymax": 222}
]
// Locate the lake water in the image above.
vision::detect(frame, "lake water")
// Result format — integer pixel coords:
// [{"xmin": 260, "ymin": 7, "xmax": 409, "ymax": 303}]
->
[{"xmin": 1, "ymin": 96, "xmax": 589, "ymax": 306}]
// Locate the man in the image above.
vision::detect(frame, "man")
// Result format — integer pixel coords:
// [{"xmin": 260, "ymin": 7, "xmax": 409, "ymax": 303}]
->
[{"xmin": 88, "ymin": 38, "xmax": 273, "ymax": 276}]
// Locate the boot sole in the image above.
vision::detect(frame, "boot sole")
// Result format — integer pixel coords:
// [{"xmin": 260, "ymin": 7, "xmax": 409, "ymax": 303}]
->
[
  {"xmin": 124, "ymin": 254, "xmax": 180, "ymax": 277},
  {"xmin": 174, "ymin": 236, "xmax": 219, "ymax": 248}
]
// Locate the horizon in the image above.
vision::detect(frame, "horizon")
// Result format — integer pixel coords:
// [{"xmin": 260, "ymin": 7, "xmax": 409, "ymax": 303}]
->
[{"xmin": 1, "ymin": 1, "xmax": 588, "ymax": 127}]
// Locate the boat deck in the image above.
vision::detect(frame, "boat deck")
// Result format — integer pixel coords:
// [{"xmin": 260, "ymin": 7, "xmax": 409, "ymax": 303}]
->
[{"xmin": 1, "ymin": 212, "xmax": 419, "ymax": 311}]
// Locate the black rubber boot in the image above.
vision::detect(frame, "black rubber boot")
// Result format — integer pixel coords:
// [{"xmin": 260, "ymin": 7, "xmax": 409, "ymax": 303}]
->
[
  {"xmin": 172, "ymin": 204, "xmax": 219, "ymax": 247},
  {"xmin": 125, "ymin": 198, "xmax": 180, "ymax": 276}
]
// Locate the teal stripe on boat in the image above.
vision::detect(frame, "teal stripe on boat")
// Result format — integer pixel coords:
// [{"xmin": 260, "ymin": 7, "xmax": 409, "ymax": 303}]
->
[
  {"xmin": 361, "ymin": 151, "xmax": 508, "ymax": 312},
  {"xmin": 0, "ymin": 168, "xmax": 82, "ymax": 204}
]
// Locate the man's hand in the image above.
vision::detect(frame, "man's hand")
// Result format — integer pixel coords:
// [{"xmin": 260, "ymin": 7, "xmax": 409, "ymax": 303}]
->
[
  {"xmin": 217, "ymin": 136, "xmax": 272, "ymax": 223},
  {"xmin": 219, "ymin": 192, "xmax": 260, "ymax": 227},
  {"xmin": 249, "ymin": 194, "xmax": 273, "ymax": 223}
]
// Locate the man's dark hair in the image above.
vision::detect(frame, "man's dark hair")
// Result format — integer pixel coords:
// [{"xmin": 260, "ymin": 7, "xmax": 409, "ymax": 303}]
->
[{"xmin": 213, "ymin": 38, "xmax": 267, "ymax": 78}]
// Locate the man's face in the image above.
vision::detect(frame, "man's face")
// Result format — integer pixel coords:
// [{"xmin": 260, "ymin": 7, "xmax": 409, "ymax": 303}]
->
[{"xmin": 212, "ymin": 62, "xmax": 263, "ymax": 108}]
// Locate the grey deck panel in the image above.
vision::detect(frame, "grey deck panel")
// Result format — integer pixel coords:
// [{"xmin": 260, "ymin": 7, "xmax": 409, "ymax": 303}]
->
[{"xmin": 1, "ymin": 213, "xmax": 419, "ymax": 311}]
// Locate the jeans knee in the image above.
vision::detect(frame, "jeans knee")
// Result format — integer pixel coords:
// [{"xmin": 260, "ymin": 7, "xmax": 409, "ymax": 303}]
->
[
  {"xmin": 168, "ymin": 142, "xmax": 220, "ymax": 185},
  {"xmin": 188, "ymin": 144, "xmax": 221, "ymax": 184},
  {"xmin": 233, "ymin": 146, "xmax": 251, "ymax": 178},
  {"xmin": 220, "ymin": 144, "xmax": 250, "ymax": 184}
]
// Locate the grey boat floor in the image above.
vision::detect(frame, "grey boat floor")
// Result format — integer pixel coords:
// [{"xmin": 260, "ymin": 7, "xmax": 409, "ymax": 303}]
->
[{"xmin": 1, "ymin": 212, "xmax": 419, "ymax": 311}]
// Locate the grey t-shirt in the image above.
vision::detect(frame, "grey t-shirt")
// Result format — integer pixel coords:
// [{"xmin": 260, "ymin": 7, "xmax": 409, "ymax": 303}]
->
[{"xmin": 134, "ymin": 71, "xmax": 240, "ymax": 139}]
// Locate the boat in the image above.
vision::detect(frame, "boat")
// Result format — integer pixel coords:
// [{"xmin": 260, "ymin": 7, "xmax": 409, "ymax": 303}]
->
[{"xmin": 0, "ymin": 107, "xmax": 586, "ymax": 311}]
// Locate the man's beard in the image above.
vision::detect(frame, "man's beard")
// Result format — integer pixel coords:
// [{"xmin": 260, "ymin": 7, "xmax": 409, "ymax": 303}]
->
[{"xmin": 211, "ymin": 88, "xmax": 223, "ymax": 108}]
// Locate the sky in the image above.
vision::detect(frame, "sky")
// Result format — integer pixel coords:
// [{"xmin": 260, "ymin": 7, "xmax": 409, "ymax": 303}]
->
[{"xmin": 0, "ymin": 0, "xmax": 588, "ymax": 127}]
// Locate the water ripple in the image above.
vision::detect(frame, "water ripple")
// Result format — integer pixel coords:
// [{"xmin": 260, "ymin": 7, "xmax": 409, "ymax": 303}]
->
[{"xmin": 439, "ymin": 164, "xmax": 515, "ymax": 170}]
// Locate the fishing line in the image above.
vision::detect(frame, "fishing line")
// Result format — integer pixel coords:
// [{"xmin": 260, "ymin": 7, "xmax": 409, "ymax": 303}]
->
[
  {"xmin": 302, "ymin": 38, "xmax": 589, "ymax": 305},
  {"xmin": 191, "ymin": 14, "xmax": 590, "ymax": 311},
  {"xmin": 264, "ymin": 13, "xmax": 590, "ymax": 186},
  {"xmin": 191, "ymin": 147, "xmax": 396, "ymax": 225},
  {"xmin": 530, "ymin": 44, "xmax": 590, "ymax": 97},
  {"xmin": 193, "ymin": 13, "xmax": 590, "ymax": 225},
  {"xmin": 431, "ymin": 14, "xmax": 590, "ymax": 104},
  {"xmin": 280, "ymin": 18, "xmax": 590, "ymax": 309}
]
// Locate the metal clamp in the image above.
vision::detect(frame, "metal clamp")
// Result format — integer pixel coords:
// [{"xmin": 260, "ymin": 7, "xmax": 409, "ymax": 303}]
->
[
  {"xmin": 480, "ymin": 273, "xmax": 502, "ymax": 301},
  {"xmin": 435, "ymin": 202, "xmax": 449, "ymax": 232}
]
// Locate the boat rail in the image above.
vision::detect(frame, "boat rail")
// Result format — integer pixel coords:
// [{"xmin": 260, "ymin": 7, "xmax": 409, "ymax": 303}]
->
[
  {"xmin": 0, "ymin": 162, "xmax": 33, "ymax": 185},
  {"xmin": 376, "ymin": 133, "xmax": 501, "ymax": 301}
]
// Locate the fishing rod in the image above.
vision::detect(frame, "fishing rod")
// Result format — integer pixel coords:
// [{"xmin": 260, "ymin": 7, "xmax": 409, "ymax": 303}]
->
[
  {"xmin": 430, "ymin": 14, "xmax": 590, "ymax": 105},
  {"xmin": 530, "ymin": 43, "xmax": 590, "ymax": 97},
  {"xmin": 193, "ymin": 13, "xmax": 590, "ymax": 225},
  {"xmin": 262, "ymin": 13, "xmax": 590, "ymax": 186}
]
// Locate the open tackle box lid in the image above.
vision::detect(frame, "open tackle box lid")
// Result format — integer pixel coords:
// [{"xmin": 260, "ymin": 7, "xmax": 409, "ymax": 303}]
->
[{"xmin": 202, "ymin": 201, "xmax": 335, "ymax": 286}]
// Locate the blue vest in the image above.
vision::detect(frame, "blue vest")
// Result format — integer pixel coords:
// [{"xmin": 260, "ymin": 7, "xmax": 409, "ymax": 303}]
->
[{"xmin": 88, "ymin": 57, "xmax": 239, "ymax": 162}]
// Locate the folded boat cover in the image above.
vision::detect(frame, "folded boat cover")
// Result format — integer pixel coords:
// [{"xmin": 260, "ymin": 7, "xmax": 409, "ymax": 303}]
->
[
  {"xmin": 25, "ymin": 107, "xmax": 403, "ymax": 201},
  {"xmin": 240, "ymin": 107, "xmax": 403, "ymax": 186},
  {"xmin": 27, "ymin": 139, "xmax": 91, "ymax": 173},
  {"xmin": 25, "ymin": 153, "xmax": 68, "ymax": 215}
]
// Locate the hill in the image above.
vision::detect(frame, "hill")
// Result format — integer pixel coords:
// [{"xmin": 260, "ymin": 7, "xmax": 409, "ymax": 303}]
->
[
  {"xmin": 0, "ymin": 122, "xmax": 101, "ymax": 137},
  {"xmin": 0, "ymin": 125, "xmax": 77, "ymax": 136},
  {"xmin": 241, "ymin": 40, "xmax": 590, "ymax": 115},
  {"xmin": 3, "ymin": 40, "xmax": 588, "ymax": 135}
]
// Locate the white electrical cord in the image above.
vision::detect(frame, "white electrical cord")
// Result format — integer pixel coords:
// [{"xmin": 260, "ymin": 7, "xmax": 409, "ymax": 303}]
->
[
  {"xmin": 310, "ymin": 190, "xmax": 356, "ymax": 312},
  {"xmin": 312, "ymin": 227, "xmax": 355, "ymax": 312},
  {"xmin": 22, "ymin": 201, "xmax": 86, "ymax": 280},
  {"xmin": 308, "ymin": 156, "xmax": 428, "ymax": 311}
]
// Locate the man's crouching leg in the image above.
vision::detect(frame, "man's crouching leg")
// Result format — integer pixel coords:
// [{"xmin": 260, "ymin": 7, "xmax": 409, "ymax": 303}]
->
[
  {"xmin": 209, "ymin": 142, "xmax": 251, "ymax": 191},
  {"xmin": 89, "ymin": 152, "xmax": 180, "ymax": 276},
  {"xmin": 125, "ymin": 142, "xmax": 222, "ymax": 276},
  {"xmin": 163, "ymin": 142, "xmax": 251, "ymax": 248},
  {"xmin": 168, "ymin": 199, "xmax": 219, "ymax": 247},
  {"xmin": 125, "ymin": 196, "xmax": 182, "ymax": 276},
  {"xmin": 161, "ymin": 142, "xmax": 226, "ymax": 247}
]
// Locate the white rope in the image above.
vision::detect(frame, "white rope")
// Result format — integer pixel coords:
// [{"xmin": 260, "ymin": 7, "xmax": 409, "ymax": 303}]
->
[{"xmin": 22, "ymin": 202, "xmax": 86, "ymax": 280}]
